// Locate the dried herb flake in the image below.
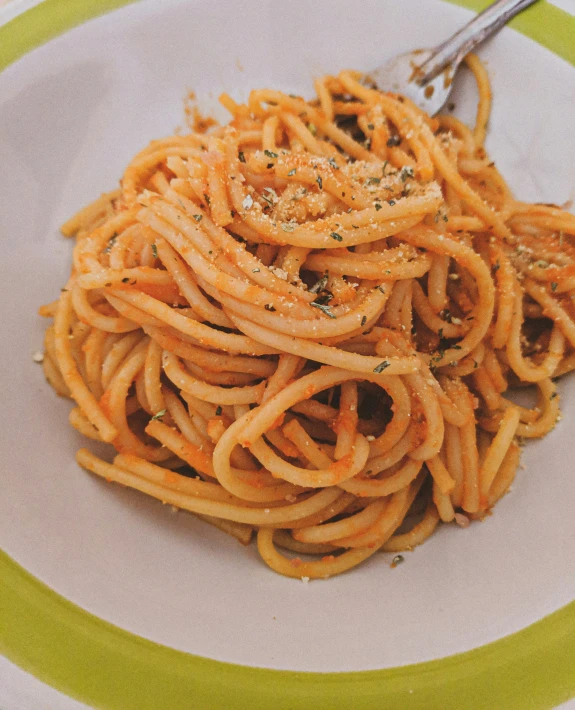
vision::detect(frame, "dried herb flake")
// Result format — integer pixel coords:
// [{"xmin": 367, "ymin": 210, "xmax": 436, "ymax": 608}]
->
[{"xmin": 373, "ymin": 360, "xmax": 391, "ymax": 374}]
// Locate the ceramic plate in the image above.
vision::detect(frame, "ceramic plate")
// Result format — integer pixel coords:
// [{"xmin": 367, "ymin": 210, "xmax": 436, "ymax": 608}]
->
[{"xmin": 0, "ymin": 0, "xmax": 574, "ymax": 707}]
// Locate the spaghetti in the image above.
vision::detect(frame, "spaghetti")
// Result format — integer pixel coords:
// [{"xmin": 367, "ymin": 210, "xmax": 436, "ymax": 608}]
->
[{"xmin": 40, "ymin": 57, "xmax": 575, "ymax": 578}]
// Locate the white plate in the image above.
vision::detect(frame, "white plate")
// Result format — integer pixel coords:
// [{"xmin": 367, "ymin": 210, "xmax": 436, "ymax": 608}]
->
[{"xmin": 0, "ymin": 0, "xmax": 573, "ymax": 683}]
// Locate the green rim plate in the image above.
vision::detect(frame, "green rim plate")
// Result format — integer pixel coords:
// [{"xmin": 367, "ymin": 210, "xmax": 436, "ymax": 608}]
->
[{"xmin": 0, "ymin": 1, "xmax": 574, "ymax": 707}]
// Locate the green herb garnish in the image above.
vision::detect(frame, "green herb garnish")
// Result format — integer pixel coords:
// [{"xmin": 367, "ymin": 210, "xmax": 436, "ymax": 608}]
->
[
  {"xmin": 399, "ymin": 166, "xmax": 414, "ymax": 182},
  {"xmin": 310, "ymin": 274, "xmax": 329, "ymax": 294},
  {"xmin": 103, "ymin": 233, "xmax": 118, "ymax": 254},
  {"xmin": 373, "ymin": 360, "xmax": 391, "ymax": 374},
  {"xmin": 311, "ymin": 301, "xmax": 336, "ymax": 319}
]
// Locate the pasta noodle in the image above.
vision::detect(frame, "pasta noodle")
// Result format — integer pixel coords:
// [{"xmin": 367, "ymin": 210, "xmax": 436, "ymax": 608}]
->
[{"xmin": 39, "ymin": 56, "xmax": 575, "ymax": 579}]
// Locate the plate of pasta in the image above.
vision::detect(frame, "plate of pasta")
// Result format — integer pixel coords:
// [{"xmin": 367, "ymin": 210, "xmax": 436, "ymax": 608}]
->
[{"xmin": 0, "ymin": 0, "xmax": 574, "ymax": 708}]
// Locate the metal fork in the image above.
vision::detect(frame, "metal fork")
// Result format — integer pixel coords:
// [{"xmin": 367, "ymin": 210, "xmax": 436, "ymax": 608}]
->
[{"xmin": 366, "ymin": 0, "xmax": 539, "ymax": 115}]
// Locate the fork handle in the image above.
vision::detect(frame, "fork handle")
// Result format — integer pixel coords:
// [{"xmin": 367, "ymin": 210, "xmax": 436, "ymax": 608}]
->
[{"xmin": 417, "ymin": 0, "xmax": 539, "ymax": 84}]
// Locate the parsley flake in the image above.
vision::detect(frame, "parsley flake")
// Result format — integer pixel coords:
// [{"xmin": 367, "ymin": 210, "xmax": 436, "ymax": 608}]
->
[
  {"xmin": 330, "ymin": 232, "xmax": 343, "ymax": 241},
  {"xmin": 551, "ymin": 282, "xmax": 558, "ymax": 292},
  {"xmin": 193, "ymin": 214, "xmax": 203, "ymax": 222},
  {"xmin": 238, "ymin": 151, "xmax": 246, "ymax": 163},
  {"xmin": 316, "ymin": 175, "xmax": 323, "ymax": 191},
  {"xmin": 215, "ymin": 406, "xmax": 223, "ymax": 415},
  {"xmin": 103, "ymin": 233, "xmax": 118, "ymax": 254},
  {"xmin": 151, "ymin": 243, "xmax": 158, "ymax": 259},
  {"xmin": 287, "ymin": 168, "xmax": 297, "ymax": 176},
  {"xmin": 399, "ymin": 166, "xmax": 414, "ymax": 182},
  {"xmin": 310, "ymin": 274, "xmax": 329, "ymax": 294},
  {"xmin": 373, "ymin": 360, "xmax": 391, "ymax": 374},
  {"xmin": 433, "ymin": 349, "xmax": 446, "ymax": 363},
  {"xmin": 310, "ymin": 301, "xmax": 336, "ymax": 319},
  {"xmin": 151, "ymin": 409, "xmax": 166, "ymax": 421},
  {"xmin": 264, "ymin": 149, "xmax": 278, "ymax": 159}
]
